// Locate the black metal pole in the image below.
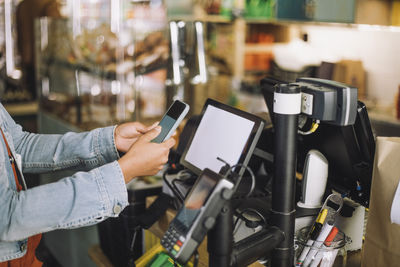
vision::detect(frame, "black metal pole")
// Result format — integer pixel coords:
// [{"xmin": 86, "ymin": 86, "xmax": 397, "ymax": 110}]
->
[
  {"xmin": 208, "ymin": 201, "xmax": 233, "ymax": 267},
  {"xmin": 271, "ymin": 83, "xmax": 301, "ymax": 267}
]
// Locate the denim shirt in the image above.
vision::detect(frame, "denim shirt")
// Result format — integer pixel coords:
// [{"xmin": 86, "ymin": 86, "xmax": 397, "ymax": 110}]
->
[{"xmin": 0, "ymin": 103, "xmax": 128, "ymax": 262}]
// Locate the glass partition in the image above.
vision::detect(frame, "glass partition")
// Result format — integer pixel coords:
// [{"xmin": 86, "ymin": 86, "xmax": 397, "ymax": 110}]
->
[{"xmin": 36, "ymin": 0, "xmax": 168, "ymax": 130}]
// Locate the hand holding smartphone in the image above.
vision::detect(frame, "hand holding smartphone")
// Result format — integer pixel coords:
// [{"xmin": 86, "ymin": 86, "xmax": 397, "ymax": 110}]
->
[{"xmin": 152, "ymin": 100, "xmax": 190, "ymax": 143}]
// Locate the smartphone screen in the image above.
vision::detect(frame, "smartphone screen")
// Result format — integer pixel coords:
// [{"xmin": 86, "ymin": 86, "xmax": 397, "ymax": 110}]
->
[{"xmin": 152, "ymin": 100, "xmax": 189, "ymax": 143}]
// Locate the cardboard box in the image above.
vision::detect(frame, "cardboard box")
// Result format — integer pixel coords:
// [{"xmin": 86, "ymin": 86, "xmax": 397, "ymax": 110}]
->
[
  {"xmin": 332, "ymin": 60, "xmax": 366, "ymax": 99},
  {"xmin": 356, "ymin": 0, "xmax": 392, "ymax": 25}
]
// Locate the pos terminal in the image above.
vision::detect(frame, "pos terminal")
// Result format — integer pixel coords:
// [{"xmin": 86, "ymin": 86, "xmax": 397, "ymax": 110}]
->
[{"xmin": 161, "ymin": 168, "xmax": 234, "ymax": 264}]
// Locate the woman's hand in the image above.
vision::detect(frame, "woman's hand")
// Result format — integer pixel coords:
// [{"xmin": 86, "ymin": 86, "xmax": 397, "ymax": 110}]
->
[
  {"xmin": 117, "ymin": 126, "xmax": 176, "ymax": 183},
  {"xmin": 114, "ymin": 122, "xmax": 158, "ymax": 153}
]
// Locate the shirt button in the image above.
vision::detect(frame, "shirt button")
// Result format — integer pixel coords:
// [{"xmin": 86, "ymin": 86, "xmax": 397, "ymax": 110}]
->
[
  {"xmin": 113, "ymin": 204, "xmax": 122, "ymax": 214},
  {"xmin": 20, "ymin": 243, "xmax": 27, "ymax": 251}
]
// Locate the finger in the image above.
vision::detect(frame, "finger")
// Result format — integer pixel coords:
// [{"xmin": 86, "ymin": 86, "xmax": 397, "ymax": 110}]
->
[
  {"xmin": 145, "ymin": 121, "xmax": 159, "ymax": 132},
  {"xmin": 135, "ymin": 124, "xmax": 148, "ymax": 133},
  {"xmin": 141, "ymin": 126, "xmax": 162, "ymax": 141},
  {"xmin": 163, "ymin": 137, "xmax": 176, "ymax": 149},
  {"xmin": 117, "ymin": 122, "xmax": 146, "ymax": 136}
]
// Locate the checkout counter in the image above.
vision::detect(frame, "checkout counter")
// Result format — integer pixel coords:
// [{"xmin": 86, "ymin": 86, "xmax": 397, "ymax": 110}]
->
[{"xmin": 90, "ymin": 77, "xmax": 374, "ymax": 267}]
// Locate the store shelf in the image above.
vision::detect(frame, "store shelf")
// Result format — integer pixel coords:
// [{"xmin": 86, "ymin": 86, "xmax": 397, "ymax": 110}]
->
[
  {"xmin": 172, "ymin": 12, "xmax": 400, "ymax": 29},
  {"xmin": 41, "ymin": 58, "xmax": 167, "ymax": 80},
  {"xmin": 168, "ymin": 14, "xmax": 232, "ymax": 23},
  {"xmin": 3, "ymin": 101, "xmax": 38, "ymax": 116}
]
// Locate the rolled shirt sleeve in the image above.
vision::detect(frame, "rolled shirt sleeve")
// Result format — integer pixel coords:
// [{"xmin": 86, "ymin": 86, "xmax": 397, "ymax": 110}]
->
[
  {"xmin": 1, "ymin": 102, "xmax": 120, "ymax": 173},
  {"xmin": 0, "ymin": 161, "xmax": 128, "ymax": 242},
  {"xmin": 14, "ymin": 126, "xmax": 120, "ymax": 173}
]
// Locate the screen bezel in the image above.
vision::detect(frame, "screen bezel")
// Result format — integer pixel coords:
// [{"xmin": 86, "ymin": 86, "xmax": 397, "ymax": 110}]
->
[
  {"xmin": 152, "ymin": 100, "xmax": 189, "ymax": 143},
  {"xmin": 180, "ymin": 98, "xmax": 265, "ymax": 176},
  {"xmin": 166, "ymin": 100, "xmax": 188, "ymax": 120}
]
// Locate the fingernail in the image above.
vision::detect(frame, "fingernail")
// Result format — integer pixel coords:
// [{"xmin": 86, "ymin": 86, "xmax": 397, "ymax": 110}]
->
[{"xmin": 155, "ymin": 126, "xmax": 162, "ymax": 131}]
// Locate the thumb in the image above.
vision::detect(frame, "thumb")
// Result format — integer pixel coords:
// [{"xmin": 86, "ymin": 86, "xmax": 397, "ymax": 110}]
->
[{"xmin": 141, "ymin": 126, "xmax": 162, "ymax": 141}]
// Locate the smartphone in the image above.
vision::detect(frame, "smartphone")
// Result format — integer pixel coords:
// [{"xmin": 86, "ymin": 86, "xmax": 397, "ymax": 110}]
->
[{"xmin": 152, "ymin": 100, "xmax": 190, "ymax": 143}]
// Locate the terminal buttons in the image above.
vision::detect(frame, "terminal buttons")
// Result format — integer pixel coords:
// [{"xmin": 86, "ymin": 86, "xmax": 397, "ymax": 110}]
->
[{"xmin": 161, "ymin": 225, "xmax": 186, "ymax": 258}]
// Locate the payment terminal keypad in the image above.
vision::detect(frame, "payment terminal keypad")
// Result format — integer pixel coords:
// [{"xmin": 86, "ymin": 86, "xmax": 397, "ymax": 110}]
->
[{"xmin": 161, "ymin": 222, "xmax": 186, "ymax": 256}]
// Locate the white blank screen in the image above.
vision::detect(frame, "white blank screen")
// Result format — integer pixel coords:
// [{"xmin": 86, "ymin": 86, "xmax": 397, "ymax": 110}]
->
[{"xmin": 184, "ymin": 105, "xmax": 255, "ymax": 173}]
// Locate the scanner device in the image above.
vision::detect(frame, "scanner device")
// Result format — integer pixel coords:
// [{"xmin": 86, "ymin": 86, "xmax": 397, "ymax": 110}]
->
[
  {"xmin": 298, "ymin": 149, "xmax": 329, "ymax": 209},
  {"xmin": 296, "ymin": 149, "xmax": 329, "ymax": 232}
]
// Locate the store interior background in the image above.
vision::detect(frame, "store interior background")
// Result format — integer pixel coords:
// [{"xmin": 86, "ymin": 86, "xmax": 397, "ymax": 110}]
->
[{"xmin": 1, "ymin": 0, "xmax": 400, "ymax": 266}]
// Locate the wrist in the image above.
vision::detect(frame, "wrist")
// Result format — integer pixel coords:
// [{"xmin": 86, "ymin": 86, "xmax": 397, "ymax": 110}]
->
[{"xmin": 118, "ymin": 157, "xmax": 137, "ymax": 184}]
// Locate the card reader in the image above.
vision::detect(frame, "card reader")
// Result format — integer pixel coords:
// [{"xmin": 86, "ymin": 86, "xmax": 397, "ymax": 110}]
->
[
  {"xmin": 161, "ymin": 168, "xmax": 234, "ymax": 265},
  {"xmin": 296, "ymin": 78, "xmax": 358, "ymax": 126}
]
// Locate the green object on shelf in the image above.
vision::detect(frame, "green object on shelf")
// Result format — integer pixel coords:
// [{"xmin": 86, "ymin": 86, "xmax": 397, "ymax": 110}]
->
[
  {"xmin": 245, "ymin": 0, "xmax": 276, "ymax": 19},
  {"xmin": 146, "ymin": 252, "xmax": 189, "ymax": 267},
  {"xmin": 220, "ymin": 0, "xmax": 233, "ymax": 18}
]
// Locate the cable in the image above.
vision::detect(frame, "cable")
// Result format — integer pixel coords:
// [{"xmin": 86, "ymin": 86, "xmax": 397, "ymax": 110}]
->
[
  {"xmin": 127, "ymin": 226, "xmax": 140, "ymax": 267},
  {"xmin": 163, "ymin": 169, "xmax": 184, "ymax": 204},
  {"xmin": 226, "ymin": 162, "xmax": 256, "ymax": 198},
  {"xmin": 176, "ymin": 169, "xmax": 193, "ymax": 180},
  {"xmin": 239, "ymin": 207, "xmax": 267, "ymax": 226},
  {"xmin": 233, "ymin": 208, "xmax": 267, "ymax": 235},
  {"xmin": 163, "ymin": 168, "xmax": 195, "ymax": 204},
  {"xmin": 298, "ymin": 119, "xmax": 320, "ymax": 135},
  {"xmin": 171, "ymin": 178, "xmax": 185, "ymax": 200},
  {"xmin": 193, "ymin": 250, "xmax": 199, "ymax": 267}
]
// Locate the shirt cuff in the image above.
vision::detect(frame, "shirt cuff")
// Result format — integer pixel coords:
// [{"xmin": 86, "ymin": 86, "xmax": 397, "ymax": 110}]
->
[
  {"xmin": 95, "ymin": 126, "xmax": 120, "ymax": 164},
  {"xmin": 97, "ymin": 161, "xmax": 128, "ymax": 217}
]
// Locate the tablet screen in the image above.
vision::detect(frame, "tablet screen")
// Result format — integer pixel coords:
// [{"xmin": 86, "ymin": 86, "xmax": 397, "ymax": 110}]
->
[{"xmin": 181, "ymin": 99, "xmax": 264, "ymax": 175}]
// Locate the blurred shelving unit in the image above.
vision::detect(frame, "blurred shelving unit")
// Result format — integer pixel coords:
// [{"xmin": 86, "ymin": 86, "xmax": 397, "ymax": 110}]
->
[
  {"xmin": 34, "ymin": 1, "xmax": 170, "ymax": 267},
  {"xmin": 36, "ymin": 1, "xmax": 170, "ymax": 132},
  {"xmin": 0, "ymin": 0, "xmax": 28, "ymax": 103},
  {"xmin": 173, "ymin": 0, "xmax": 400, "ymax": 115}
]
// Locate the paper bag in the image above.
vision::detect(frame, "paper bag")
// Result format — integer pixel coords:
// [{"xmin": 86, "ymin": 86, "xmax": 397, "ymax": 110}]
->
[{"xmin": 362, "ymin": 137, "xmax": 400, "ymax": 267}]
